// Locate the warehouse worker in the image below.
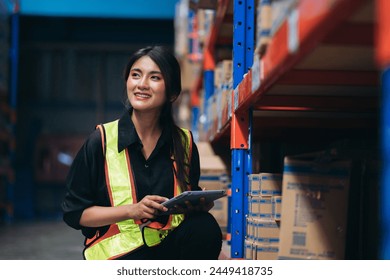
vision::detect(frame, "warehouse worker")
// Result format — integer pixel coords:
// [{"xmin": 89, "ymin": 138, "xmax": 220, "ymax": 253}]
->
[{"xmin": 61, "ymin": 46, "xmax": 222, "ymax": 260}]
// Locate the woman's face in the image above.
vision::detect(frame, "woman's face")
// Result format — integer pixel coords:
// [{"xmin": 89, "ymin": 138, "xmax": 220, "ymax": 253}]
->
[{"xmin": 127, "ymin": 55, "xmax": 167, "ymax": 113}]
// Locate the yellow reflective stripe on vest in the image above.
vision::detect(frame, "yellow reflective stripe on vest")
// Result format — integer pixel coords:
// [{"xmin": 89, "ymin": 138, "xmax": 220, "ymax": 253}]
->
[
  {"xmin": 84, "ymin": 120, "xmax": 190, "ymax": 260},
  {"xmin": 104, "ymin": 120, "xmax": 134, "ymax": 207},
  {"xmin": 180, "ymin": 128, "xmax": 192, "ymax": 183},
  {"xmin": 85, "ymin": 228, "xmax": 144, "ymax": 260}
]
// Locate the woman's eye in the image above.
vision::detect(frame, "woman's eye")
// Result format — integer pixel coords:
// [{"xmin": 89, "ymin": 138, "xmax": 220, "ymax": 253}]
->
[
  {"xmin": 151, "ymin": 75, "xmax": 161, "ymax": 81},
  {"xmin": 131, "ymin": 72, "xmax": 140, "ymax": 78}
]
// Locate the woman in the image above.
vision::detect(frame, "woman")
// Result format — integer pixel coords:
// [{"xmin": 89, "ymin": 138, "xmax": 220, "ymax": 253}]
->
[{"xmin": 62, "ymin": 46, "xmax": 223, "ymax": 260}]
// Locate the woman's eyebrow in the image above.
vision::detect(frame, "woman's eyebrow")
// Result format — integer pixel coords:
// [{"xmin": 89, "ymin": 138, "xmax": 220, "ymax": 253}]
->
[{"xmin": 130, "ymin": 68, "xmax": 161, "ymax": 75}]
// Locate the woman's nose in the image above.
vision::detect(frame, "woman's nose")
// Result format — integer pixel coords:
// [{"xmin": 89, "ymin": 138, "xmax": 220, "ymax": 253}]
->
[{"xmin": 137, "ymin": 77, "xmax": 149, "ymax": 89}]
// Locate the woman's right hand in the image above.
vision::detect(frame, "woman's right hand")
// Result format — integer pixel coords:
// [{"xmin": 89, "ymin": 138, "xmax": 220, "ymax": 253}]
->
[
  {"xmin": 80, "ymin": 195, "xmax": 169, "ymax": 227},
  {"xmin": 132, "ymin": 195, "xmax": 168, "ymax": 220}
]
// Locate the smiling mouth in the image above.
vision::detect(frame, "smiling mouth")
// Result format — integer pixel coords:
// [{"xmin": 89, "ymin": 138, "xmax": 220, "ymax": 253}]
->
[{"xmin": 134, "ymin": 92, "xmax": 152, "ymax": 98}]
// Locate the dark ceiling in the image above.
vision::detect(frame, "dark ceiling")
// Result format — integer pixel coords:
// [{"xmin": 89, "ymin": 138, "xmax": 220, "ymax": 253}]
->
[{"xmin": 19, "ymin": 15, "xmax": 175, "ymax": 45}]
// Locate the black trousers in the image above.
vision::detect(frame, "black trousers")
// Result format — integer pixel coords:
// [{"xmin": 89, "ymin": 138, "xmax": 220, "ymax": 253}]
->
[{"xmin": 119, "ymin": 212, "xmax": 223, "ymax": 260}]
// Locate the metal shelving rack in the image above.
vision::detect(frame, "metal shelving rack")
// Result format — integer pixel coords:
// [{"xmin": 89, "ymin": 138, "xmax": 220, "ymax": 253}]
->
[
  {"xmin": 189, "ymin": 0, "xmax": 387, "ymax": 259},
  {"xmin": 229, "ymin": 0, "xmax": 381, "ymax": 259}
]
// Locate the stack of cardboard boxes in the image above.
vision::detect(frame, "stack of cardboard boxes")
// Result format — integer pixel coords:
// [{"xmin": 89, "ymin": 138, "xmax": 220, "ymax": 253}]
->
[
  {"xmin": 197, "ymin": 8, "xmax": 215, "ymax": 49},
  {"xmin": 245, "ymin": 150, "xmax": 352, "ymax": 260},
  {"xmin": 278, "ymin": 152, "xmax": 351, "ymax": 259},
  {"xmin": 213, "ymin": 60, "xmax": 233, "ymax": 134},
  {"xmin": 245, "ymin": 173, "xmax": 282, "ymax": 260},
  {"xmin": 197, "ymin": 141, "xmax": 229, "ymax": 235},
  {"xmin": 255, "ymin": 0, "xmax": 299, "ymax": 57}
]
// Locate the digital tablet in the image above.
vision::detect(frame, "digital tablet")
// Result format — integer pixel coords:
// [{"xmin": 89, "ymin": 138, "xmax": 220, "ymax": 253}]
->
[{"xmin": 158, "ymin": 190, "xmax": 227, "ymax": 215}]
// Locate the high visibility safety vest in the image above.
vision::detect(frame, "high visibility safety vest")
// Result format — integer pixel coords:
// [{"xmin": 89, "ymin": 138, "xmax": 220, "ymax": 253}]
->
[{"xmin": 83, "ymin": 120, "xmax": 192, "ymax": 260}]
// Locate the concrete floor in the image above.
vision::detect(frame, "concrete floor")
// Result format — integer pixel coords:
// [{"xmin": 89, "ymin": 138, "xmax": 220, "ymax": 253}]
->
[
  {"xmin": 0, "ymin": 219, "xmax": 85, "ymax": 260},
  {"xmin": 0, "ymin": 219, "xmax": 231, "ymax": 260}
]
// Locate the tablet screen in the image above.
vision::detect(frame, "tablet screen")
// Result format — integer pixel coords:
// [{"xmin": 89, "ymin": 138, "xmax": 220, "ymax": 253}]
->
[{"xmin": 158, "ymin": 190, "xmax": 226, "ymax": 215}]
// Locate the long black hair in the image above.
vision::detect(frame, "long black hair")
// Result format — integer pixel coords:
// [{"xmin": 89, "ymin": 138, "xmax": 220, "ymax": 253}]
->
[{"xmin": 123, "ymin": 46, "xmax": 190, "ymax": 192}]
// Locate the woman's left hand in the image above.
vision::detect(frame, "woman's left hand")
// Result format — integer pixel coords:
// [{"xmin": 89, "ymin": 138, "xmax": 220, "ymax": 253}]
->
[{"xmin": 173, "ymin": 197, "xmax": 214, "ymax": 214}]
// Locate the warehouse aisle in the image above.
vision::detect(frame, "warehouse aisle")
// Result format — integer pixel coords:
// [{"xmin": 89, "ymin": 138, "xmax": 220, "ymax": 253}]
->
[
  {"xmin": 0, "ymin": 219, "xmax": 231, "ymax": 260},
  {"xmin": 0, "ymin": 219, "xmax": 84, "ymax": 260}
]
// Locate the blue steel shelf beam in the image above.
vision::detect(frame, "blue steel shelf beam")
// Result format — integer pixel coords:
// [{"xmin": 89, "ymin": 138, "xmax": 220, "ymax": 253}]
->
[
  {"xmin": 244, "ymin": 0, "xmax": 254, "ymax": 240},
  {"xmin": 230, "ymin": 0, "xmax": 254, "ymax": 258},
  {"xmin": 376, "ymin": 0, "xmax": 390, "ymax": 260},
  {"xmin": 381, "ymin": 67, "xmax": 390, "ymax": 259}
]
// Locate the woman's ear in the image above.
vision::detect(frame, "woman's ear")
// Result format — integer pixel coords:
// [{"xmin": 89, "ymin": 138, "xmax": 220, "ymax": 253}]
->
[{"xmin": 170, "ymin": 94, "xmax": 178, "ymax": 103}]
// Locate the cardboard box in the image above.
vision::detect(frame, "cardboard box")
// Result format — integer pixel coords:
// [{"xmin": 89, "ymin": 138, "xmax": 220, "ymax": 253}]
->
[
  {"xmin": 252, "ymin": 217, "xmax": 280, "ymax": 244},
  {"xmin": 260, "ymin": 173, "xmax": 282, "ymax": 196},
  {"xmin": 248, "ymin": 196, "xmax": 260, "ymax": 218},
  {"xmin": 198, "ymin": 143, "xmax": 228, "ymax": 190},
  {"xmin": 174, "ymin": 0, "xmax": 189, "ymax": 58},
  {"xmin": 246, "ymin": 216, "xmax": 255, "ymax": 241},
  {"xmin": 245, "ymin": 240, "xmax": 254, "ymax": 260},
  {"xmin": 197, "ymin": 141, "xmax": 216, "ymax": 157},
  {"xmin": 255, "ymin": 242, "xmax": 279, "ymax": 260},
  {"xmin": 248, "ymin": 174, "xmax": 261, "ymax": 196},
  {"xmin": 199, "ymin": 155, "xmax": 228, "ymax": 191},
  {"xmin": 255, "ymin": 0, "xmax": 273, "ymax": 56},
  {"xmin": 198, "ymin": 142, "xmax": 227, "ymax": 177},
  {"xmin": 271, "ymin": 0, "xmax": 298, "ymax": 36},
  {"xmin": 209, "ymin": 195, "xmax": 228, "ymax": 232},
  {"xmin": 249, "ymin": 195, "xmax": 276, "ymax": 219},
  {"xmin": 278, "ymin": 152, "xmax": 351, "ymax": 259},
  {"xmin": 197, "ymin": 142, "xmax": 229, "ymax": 232},
  {"xmin": 259, "ymin": 196, "xmax": 273, "ymax": 219},
  {"xmin": 197, "ymin": 9, "xmax": 215, "ymax": 45},
  {"xmin": 245, "ymin": 240, "xmax": 279, "ymax": 260},
  {"xmin": 272, "ymin": 195, "xmax": 282, "ymax": 221},
  {"xmin": 219, "ymin": 60, "xmax": 233, "ymax": 83},
  {"xmin": 180, "ymin": 58, "xmax": 202, "ymax": 92}
]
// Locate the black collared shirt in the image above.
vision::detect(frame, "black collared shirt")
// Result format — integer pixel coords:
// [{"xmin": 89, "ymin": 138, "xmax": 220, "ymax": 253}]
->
[{"xmin": 62, "ymin": 110, "xmax": 201, "ymax": 238}]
